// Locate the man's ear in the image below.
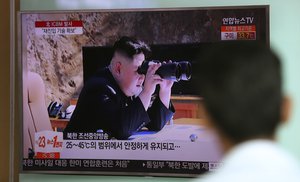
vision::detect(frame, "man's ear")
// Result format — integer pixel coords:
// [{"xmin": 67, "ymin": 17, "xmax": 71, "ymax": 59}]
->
[
  {"xmin": 281, "ymin": 95, "xmax": 292, "ymax": 123},
  {"xmin": 115, "ymin": 62, "xmax": 122, "ymax": 75}
]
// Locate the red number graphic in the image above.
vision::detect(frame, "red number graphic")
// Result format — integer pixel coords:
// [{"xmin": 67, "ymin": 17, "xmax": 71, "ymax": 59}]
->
[{"xmin": 38, "ymin": 136, "xmax": 46, "ymax": 148}]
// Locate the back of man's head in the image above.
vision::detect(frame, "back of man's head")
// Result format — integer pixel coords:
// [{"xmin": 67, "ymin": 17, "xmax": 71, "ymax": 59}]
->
[
  {"xmin": 112, "ymin": 36, "xmax": 151, "ymax": 60},
  {"xmin": 195, "ymin": 41, "xmax": 282, "ymax": 143}
]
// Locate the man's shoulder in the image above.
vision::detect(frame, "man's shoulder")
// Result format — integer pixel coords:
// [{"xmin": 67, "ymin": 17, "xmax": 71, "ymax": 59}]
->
[
  {"xmin": 84, "ymin": 77, "xmax": 118, "ymax": 94},
  {"xmin": 194, "ymin": 140, "xmax": 300, "ymax": 182},
  {"xmin": 85, "ymin": 75, "xmax": 109, "ymax": 86},
  {"xmin": 84, "ymin": 69, "xmax": 116, "ymax": 88}
]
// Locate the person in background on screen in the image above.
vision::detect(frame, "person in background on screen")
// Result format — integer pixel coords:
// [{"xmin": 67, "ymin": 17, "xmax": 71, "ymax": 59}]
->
[
  {"xmin": 64, "ymin": 36, "xmax": 175, "ymax": 139},
  {"xmin": 192, "ymin": 41, "xmax": 300, "ymax": 182}
]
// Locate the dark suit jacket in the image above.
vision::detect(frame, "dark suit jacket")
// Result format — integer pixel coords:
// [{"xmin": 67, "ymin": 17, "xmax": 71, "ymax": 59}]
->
[{"xmin": 64, "ymin": 67, "xmax": 175, "ymax": 139}]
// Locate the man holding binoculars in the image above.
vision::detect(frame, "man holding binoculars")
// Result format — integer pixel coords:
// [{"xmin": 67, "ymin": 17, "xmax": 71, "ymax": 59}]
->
[{"xmin": 64, "ymin": 36, "xmax": 177, "ymax": 139}]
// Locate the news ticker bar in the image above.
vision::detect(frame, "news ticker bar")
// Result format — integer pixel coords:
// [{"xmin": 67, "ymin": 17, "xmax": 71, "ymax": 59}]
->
[{"xmin": 23, "ymin": 158, "xmax": 221, "ymax": 174}]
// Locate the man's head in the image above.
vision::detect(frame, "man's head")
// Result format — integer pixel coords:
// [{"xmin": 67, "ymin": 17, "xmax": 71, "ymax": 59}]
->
[
  {"xmin": 109, "ymin": 36, "xmax": 151, "ymax": 96},
  {"xmin": 195, "ymin": 41, "xmax": 290, "ymax": 145}
]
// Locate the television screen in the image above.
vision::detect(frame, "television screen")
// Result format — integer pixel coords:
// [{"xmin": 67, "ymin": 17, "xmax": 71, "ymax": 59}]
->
[{"xmin": 20, "ymin": 6, "xmax": 269, "ymax": 176}]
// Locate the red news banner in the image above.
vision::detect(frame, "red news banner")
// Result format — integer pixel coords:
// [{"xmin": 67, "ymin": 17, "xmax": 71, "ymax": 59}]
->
[
  {"xmin": 221, "ymin": 16, "xmax": 256, "ymax": 40},
  {"xmin": 35, "ymin": 20, "xmax": 83, "ymax": 35}
]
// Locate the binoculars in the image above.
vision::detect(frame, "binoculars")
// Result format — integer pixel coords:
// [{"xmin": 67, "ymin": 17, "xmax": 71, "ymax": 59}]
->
[{"xmin": 137, "ymin": 61, "xmax": 192, "ymax": 82}]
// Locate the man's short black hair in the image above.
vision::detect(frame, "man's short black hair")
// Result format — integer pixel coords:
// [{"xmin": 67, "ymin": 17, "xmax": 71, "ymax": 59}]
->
[
  {"xmin": 195, "ymin": 41, "xmax": 282, "ymax": 143},
  {"xmin": 113, "ymin": 36, "xmax": 151, "ymax": 59}
]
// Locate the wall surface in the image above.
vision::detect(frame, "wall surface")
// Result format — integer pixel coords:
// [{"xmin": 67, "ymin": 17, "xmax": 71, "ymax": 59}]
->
[
  {"xmin": 0, "ymin": 0, "xmax": 11, "ymax": 180},
  {"xmin": 17, "ymin": 0, "xmax": 300, "ymax": 182}
]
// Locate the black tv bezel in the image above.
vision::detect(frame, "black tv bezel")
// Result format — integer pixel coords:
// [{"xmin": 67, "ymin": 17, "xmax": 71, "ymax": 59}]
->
[{"xmin": 18, "ymin": 5, "xmax": 270, "ymax": 177}]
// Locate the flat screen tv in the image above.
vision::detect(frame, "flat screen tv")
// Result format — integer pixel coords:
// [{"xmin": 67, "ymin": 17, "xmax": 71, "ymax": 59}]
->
[{"xmin": 20, "ymin": 5, "xmax": 269, "ymax": 177}]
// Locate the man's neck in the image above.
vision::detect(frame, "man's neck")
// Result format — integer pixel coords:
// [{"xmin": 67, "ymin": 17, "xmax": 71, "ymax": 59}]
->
[{"xmin": 219, "ymin": 133, "xmax": 276, "ymax": 154}]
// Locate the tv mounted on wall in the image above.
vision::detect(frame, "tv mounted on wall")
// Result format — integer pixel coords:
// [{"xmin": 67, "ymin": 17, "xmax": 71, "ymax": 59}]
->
[{"xmin": 20, "ymin": 5, "xmax": 269, "ymax": 177}]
